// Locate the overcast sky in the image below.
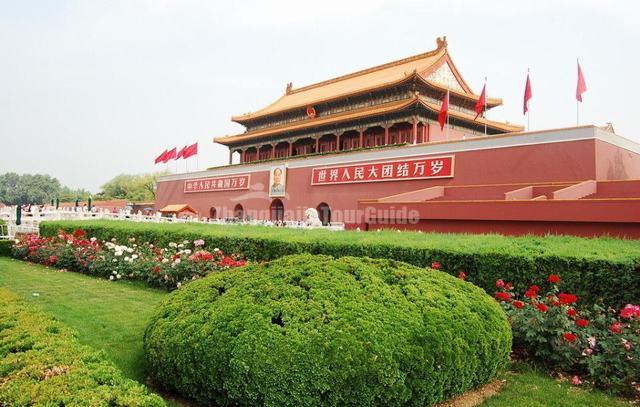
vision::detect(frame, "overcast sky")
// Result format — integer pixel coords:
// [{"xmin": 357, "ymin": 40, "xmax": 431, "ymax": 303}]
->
[{"xmin": 2, "ymin": 0, "xmax": 639, "ymax": 192}]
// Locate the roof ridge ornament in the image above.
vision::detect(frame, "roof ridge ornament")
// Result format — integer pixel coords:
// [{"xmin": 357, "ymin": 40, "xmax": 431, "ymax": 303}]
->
[
  {"xmin": 285, "ymin": 82, "xmax": 293, "ymax": 95},
  {"xmin": 436, "ymin": 36, "xmax": 448, "ymax": 49}
]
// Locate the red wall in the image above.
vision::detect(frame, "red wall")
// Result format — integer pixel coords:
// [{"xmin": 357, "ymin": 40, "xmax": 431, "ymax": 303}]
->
[{"xmin": 157, "ymin": 138, "xmax": 606, "ymax": 223}]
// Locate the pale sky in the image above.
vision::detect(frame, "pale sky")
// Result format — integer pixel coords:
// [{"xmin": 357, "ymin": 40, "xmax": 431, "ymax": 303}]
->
[{"xmin": 2, "ymin": 0, "xmax": 639, "ymax": 192}]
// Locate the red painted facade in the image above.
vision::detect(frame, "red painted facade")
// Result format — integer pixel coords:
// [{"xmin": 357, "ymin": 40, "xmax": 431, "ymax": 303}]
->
[{"xmin": 156, "ymin": 126, "xmax": 640, "ymax": 237}]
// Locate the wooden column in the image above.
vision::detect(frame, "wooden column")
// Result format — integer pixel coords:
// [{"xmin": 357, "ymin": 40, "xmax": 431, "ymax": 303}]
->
[
  {"xmin": 384, "ymin": 126, "xmax": 390, "ymax": 146},
  {"xmin": 288, "ymin": 141, "xmax": 293, "ymax": 157},
  {"xmin": 241, "ymin": 149, "xmax": 246, "ymax": 163},
  {"xmin": 336, "ymin": 133, "xmax": 342, "ymax": 151},
  {"xmin": 412, "ymin": 119, "xmax": 418, "ymax": 145},
  {"xmin": 270, "ymin": 144, "xmax": 275, "ymax": 159},
  {"xmin": 315, "ymin": 137, "xmax": 320, "ymax": 153},
  {"xmin": 229, "ymin": 149, "xmax": 233, "ymax": 164},
  {"xmin": 358, "ymin": 129, "xmax": 364, "ymax": 148}
]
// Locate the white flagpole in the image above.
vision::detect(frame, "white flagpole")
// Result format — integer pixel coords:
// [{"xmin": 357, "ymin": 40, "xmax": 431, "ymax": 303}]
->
[
  {"xmin": 484, "ymin": 76, "xmax": 488, "ymax": 137},
  {"xmin": 527, "ymin": 68, "xmax": 530, "ymax": 132},
  {"xmin": 576, "ymin": 58, "xmax": 580, "ymax": 127}
]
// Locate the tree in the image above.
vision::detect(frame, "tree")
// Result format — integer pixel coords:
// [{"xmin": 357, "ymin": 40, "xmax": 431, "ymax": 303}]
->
[
  {"xmin": 0, "ymin": 173, "xmax": 62, "ymax": 205},
  {"xmin": 98, "ymin": 171, "xmax": 167, "ymax": 202}
]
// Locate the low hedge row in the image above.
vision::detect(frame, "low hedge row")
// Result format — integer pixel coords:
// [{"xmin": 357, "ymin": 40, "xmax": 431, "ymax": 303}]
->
[
  {"xmin": 0, "ymin": 288, "xmax": 165, "ymax": 406},
  {"xmin": 41, "ymin": 220, "xmax": 640, "ymax": 308},
  {"xmin": 0, "ymin": 240, "xmax": 12, "ymax": 257}
]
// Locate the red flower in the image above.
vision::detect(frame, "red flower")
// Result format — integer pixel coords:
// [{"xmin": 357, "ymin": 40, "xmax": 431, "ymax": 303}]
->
[
  {"xmin": 430, "ymin": 261, "xmax": 441, "ymax": 270},
  {"xmin": 512, "ymin": 300, "xmax": 525, "ymax": 309},
  {"xmin": 153, "ymin": 266, "xmax": 161, "ymax": 274},
  {"xmin": 567, "ymin": 308, "xmax": 578, "ymax": 317},
  {"xmin": 524, "ymin": 289, "xmax": 538, "ymax": 298},
  {"xmin": 536, "ymin": 303, "xmax": 549, "ymax": 313},
  {"xmin": 619, "ymin": 304, "xmax": 640, "ymax": 319},
  {"xmin": 551, "ymin": 300, "xmax": 561, "ymax": 307},
  {"xmin": 609, "ymin": 322, "xmax": 623, "ymax": 334},
  {"xmin": 495, "ymin": 292, "xmax": 512, "ymax": 302},
  {"xmin": 575, "ymin": 319, "xmax": 589, "ymax": 328},
  {"xmin": 458, "ymin": 271, "xmax": 467, "ymax": 280},
  {"xmin": 496, "ymin": 279, "xmax": 505, "ymax": 288},
  {"xmin": 548, "ymin": 274, "xmax": 561, "ymax": 284},
  {"xmin": 504, "ymin": 282, "xmax": 513, "ymax": 291},
  {"xmin": 563, "ymin": 332, "xmax": 577, "ymax": 342},
  {"xmin": 72, "ymin": 229, "xmax": 86, "ymax": 238},
  {"xmin": 529, "ymin": 285, "xmax": 541, "ymax": 292},
  {"xmin": 48, "ymin": 255, "xmax": 58, "ymax": 265},
  {"xmin": 558, "ymin": 293, "xmax": 578, "ymax": 305}
]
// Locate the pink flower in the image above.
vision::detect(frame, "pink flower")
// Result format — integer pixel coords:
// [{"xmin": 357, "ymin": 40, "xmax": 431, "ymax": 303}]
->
[
  {"xmin": 430, "ymin": 261, "xmax": 441, "ymax": 270},
  {"xmin": 620, "ymin": 304, "xmax": 640, "ymax": 319},
  {"xmin": 496, "ymin": 279, "xmax": 505, "ymax": 288},
  {"xmin": 457, "ymin": 271, "xmax": 467, "ymax": 280},
  {"xmin": 193, "ymin": 239, "xmax": 205, "ymax": 247},
  {"xmin": 582, "ymin": 348, "xmax": 593, "ymax": 356},
  {"xmin": 609, "ymin": 322, "xmax": 623, "ymax": 334},
  {"xmin": 587, "ymin": 336, "xmax": 597, "ymax": 349},
  {"xmin": 571, "ymin": 375, "xmax": 582, "ymax": 386}
]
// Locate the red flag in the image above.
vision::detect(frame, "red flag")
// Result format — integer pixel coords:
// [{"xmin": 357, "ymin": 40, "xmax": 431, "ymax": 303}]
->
[
  {"xmin": 438, "ymin": 90, "xmax": 449, "ymax": 131},
  {"xmin": 154, "ymin": 149, "xmax": 168, "ymax": 164},
  {"xmin": 523, "ymin": 72, "xmax": 532, "ymax": 115},
  {"xmin": 162, "ymin": 147, "xmax": 177, "ymax": 163},
  {"xmin": 474, "ymin": 83, "xmax": 486, "ymax": 120},
  {"xmin": 182, "ymin": 142, "xmax": 198, "ymax": 159},
  {"xmin": 576, "ymin": 61, "xmax": 587, "ymax": 102},
  {"xmin": 176, "ymin": 145, "xmax": 187, "ymax": 160}
]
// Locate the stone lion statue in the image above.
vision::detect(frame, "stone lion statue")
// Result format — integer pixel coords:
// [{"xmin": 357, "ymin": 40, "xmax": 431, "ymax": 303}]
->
[{"xmin": 304, "ymin": 208, "xmax": 323, "ymax": 227}]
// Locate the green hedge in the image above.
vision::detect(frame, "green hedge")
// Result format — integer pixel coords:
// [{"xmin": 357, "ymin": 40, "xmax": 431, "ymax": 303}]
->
[
  {"xmin": 0, "ymin": 288, "xmax": 165, "ymax": 406},
  {"xmin": 0, "ymin": 240, "xmax": 12, "ymax": 257},
  {"xmin": 41, "ymin": 220, "xmax": 640, "ymax": 308},
  {"xmin": 144, "ymin": 254, "xmax": 511, "ymax": 406}
]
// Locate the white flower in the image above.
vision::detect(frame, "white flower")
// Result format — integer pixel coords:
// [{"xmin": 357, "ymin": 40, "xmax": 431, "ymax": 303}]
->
[
  {"xmin": 129, "ymin": 237, "xmax": 136, "ymax": 242},
  {"xmin": 67, "ymin": 240, "xmax": 73, "ymax": 245},
  {"xmin": 178, "ymin": 244, "xmax": 184, "ymax": 249},
  {"xmin": 162, "ymin": 258, "xmax": 169, "ymax": 263},
  {"xmin": 149, "ymin": 244, "xmax": 154, "ymax": 249},
  {"xmin": 164, "ymin": 274, "xmax": 169, "ymax": 281},
  {"xmin": 169, "ymin": 242, "xmax": 177, "ymax": 248},
  {"xmin": 90, "ymin": 237, "xmax": 97, "ymax": 242},
  {"xmin": 174, "ymin": 258, "xmax": 181, "ymax": 264},
  {"xmin": 116, "ymin": 274, "xmax": 122, "ymax": 279},
  {"xmin": 115, "ymin": 251, "xmax": 123, "ymax": 257},
  {"xmin": 182, "ymin": 240, "xmax": 189, "ymax": 245},
  {"xmin": 124, "ymin": 256, "xmax": 130, "ymax": 261},
  {"xmin": 126, "ymin": 248, "xmax": 134, "ymax": 253},
  {"xmin": 184, "ymin": 249, "xmax": 192, "ymax": 255},
  {"xmin": 111, "ymin": 238, "xmax": 117, "ymax": 242},
  {"xmin": 112, "ymin": 259, "xmax": 117, "ymax": 262},
  {"xmin": 176, "ymin": 282, "xmax": 182, "ymax": 288},
  {"xmin": 112, "ymin": 271, "xmax": 117, "ymax": 274},
  {"xmin": 214, "ymin": 248, "xmax": 220, "ymax": 252},
  {"xmin": 132, "ymin": 254, "xmax": 139, "ymax": 260},
  {"xmin": 109, "ymin": 275, "xmax": 114, "ymax": 281}
]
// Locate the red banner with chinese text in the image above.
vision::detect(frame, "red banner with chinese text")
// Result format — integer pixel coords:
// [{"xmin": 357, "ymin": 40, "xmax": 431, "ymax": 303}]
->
[
  {"xmin": 311, "ymin": 156, "xmax": 454, "ymax": 185},
  {"xmin": 184, "ymin": 175, "xmax": 251, "ymax": 193}
]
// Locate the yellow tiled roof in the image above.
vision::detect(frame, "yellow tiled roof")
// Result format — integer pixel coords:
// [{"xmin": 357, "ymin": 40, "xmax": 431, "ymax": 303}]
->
[{"xmin": 231, "ymin": 37, "xmax": 498, "ymax": 123}]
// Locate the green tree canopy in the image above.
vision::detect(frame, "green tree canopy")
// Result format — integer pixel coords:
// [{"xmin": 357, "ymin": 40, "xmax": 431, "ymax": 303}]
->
[
  {"xmin": 97, "ymin": 172, "xmax": 167, "ymax": 202},
  {"xmin": 0, "ymin": 173, "xmax": 61, "ymax": 205}
]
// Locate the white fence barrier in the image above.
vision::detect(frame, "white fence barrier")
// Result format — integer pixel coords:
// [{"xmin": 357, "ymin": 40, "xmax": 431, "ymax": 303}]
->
[{"xmin": 0, "ymin": 206, "xmax": 345, "ymax": 238}]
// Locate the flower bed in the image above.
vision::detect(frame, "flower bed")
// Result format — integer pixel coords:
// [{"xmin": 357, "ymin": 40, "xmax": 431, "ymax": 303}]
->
[
  {"xmin": 11, "ymin": 229, "xmax": 246, "ymax": 290},
  {"xmin": 493, "ymin": 274, "xmax": 640, "ymax": 398},
  {"xmin": 0, "ymin": 288, "xmax": 165, "ymax": 406},
  {"xmin": 41, "ymin": 220, "xmax": 640, "ymax": 308}
]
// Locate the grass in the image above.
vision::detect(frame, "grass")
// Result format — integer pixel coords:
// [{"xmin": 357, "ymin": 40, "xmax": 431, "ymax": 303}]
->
[
  {"xmin": 0, "ymin": 256, "xmax": 166, "ymax": 382},
  {"xmin": 484, "ymin": 363, "xmax": 631, "ymax": 407},
  {"xmin": 0, "ymin": 256, "xmax": 633, "ymax": 406}
]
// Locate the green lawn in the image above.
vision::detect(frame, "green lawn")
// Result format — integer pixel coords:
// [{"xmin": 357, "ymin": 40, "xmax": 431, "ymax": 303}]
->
[
  {"xmin": 0, "ymin": 257, "xmax": 632, "ymax": 406},
  {"xmin": 0, "ymin": 256, "xmax": 166, "ymax": 382}
]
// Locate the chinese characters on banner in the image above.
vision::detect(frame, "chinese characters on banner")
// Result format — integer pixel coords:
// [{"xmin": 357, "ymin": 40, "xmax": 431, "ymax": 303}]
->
[
  {"xmin": 311, "ymin": 156, "xmax": 454, "ymax": 185},
  {"xmin": 184, "ymin": 175, "xmax": 251, "ymax": 193}
]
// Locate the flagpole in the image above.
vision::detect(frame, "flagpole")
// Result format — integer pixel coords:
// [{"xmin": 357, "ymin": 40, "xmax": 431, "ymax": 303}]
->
[
  {"xmin": 484, "ymin": 77, "xmax": 487, "ymax": 137},
  {"xmin": 527, "ymin": 69, "xmax": 530, "ymax": 131}
]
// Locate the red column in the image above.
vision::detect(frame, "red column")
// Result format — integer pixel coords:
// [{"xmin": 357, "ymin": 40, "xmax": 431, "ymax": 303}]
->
[
  {"xmin": 315, "ymin": 138, "xmax": 320, "ymax": 153},
  {"xmin": 229, "ymin": 149, "xmax": 233, "ymax": 164},
  {"xmin": 270, "ymin": 144, "xmax": 274, "ymax": 159},
  {"xmin": 412, "ymin": 120, "xmax": 418, "ymax": 145},
  {"xmin": 288, "ymin": 141, "xmax": 293, "ymax": 157},
  {"xmin": 359, "ymin": 130, "xmax": 364, "ymax": 148},
  {"xmin": 336, "ymin": 134, "xmax": 341, "ymax": 151},
  {"xmin": 241, "ymin": 149, "xmax": 246, "ymax": 163},
  {"xmin": 384, "ymin": 126, "xmax": 389, "ymax": 145}
]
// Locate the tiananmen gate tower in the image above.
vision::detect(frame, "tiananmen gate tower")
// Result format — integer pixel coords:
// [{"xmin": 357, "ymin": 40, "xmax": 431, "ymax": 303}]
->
[{"xmin": 156, "ymin": 37, "xmax": 640, "ymax": 238}]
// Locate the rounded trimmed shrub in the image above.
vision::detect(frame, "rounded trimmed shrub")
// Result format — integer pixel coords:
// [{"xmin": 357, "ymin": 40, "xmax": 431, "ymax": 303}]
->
[{"xmin": 144, "ymin": 254, "xmax": 511, "ymax": 406}]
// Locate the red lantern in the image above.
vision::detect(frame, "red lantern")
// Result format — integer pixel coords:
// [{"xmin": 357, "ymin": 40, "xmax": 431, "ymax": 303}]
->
[{"xmin": 306, "ymin": 106, "xmax": 316, "ymax": 119}]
